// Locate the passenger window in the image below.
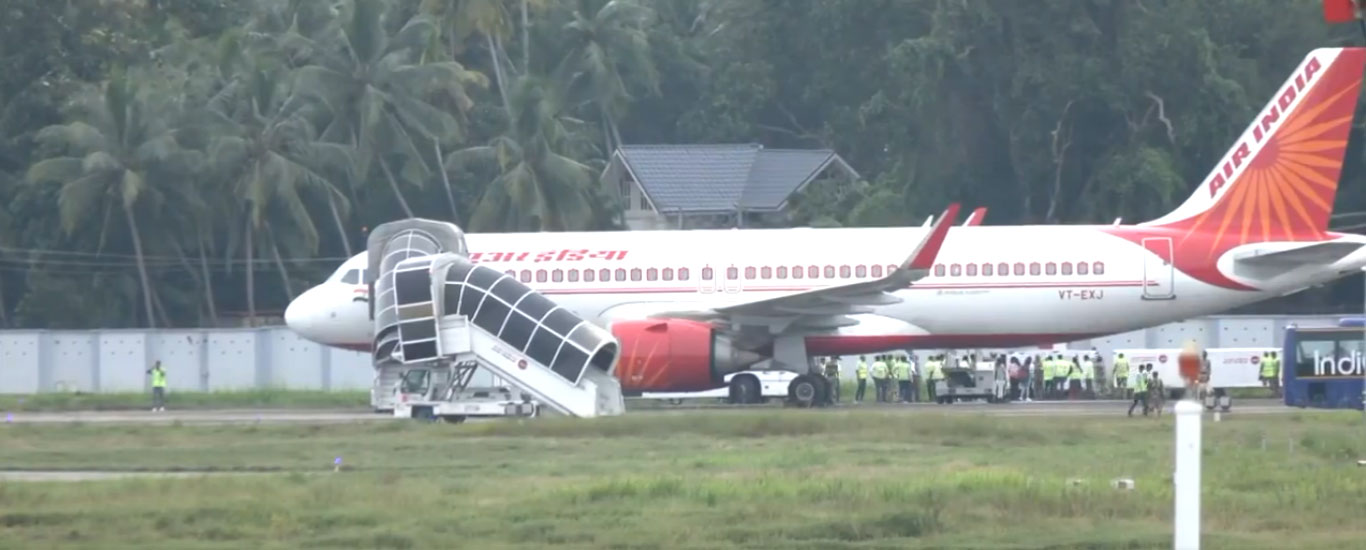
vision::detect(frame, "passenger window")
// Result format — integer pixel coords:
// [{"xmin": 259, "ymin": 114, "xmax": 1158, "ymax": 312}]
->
[
  {"xmin": 950, "ymin": 264, "xmax": 962, "ymax": 277},
  {"xmin": 997, "ymin": 263, "xmax": 1008, "ymax": 276},
  {"xmin": 808, "ymin": 266, "xmax": 819, "ymax": 279},
  {"xmin": 824, "ymin": 266, "xmax": 836, "ymax": 278},
  {"xmin": 1093, "ymin": 262, "xmax": 1105, "ymax": 275},
  {"xmin": 599, "ymin": 268, "xmax": 610, "ymax": 281},
  {"xmin": 728, "ymin": 267, "xmax": 739, "ymax": 280},
  {"xmin": 679, "ymin": 268, "xmax": 690, "ymax": 281},
  {"xmin": 520, "ymin": 270, "xmax": 532, "ymax": 283},
  {"xmin": 630, "ymin": 268, "xmax": 642, "ymax": 281},
  {"xmin": 871, "ymin": 265, "xmax": 883, "ymax": 277},
  {"xmin": 536, "ymin": 270, "xmax": 548, "ymax": 283},
  {"xmin": 887, "ymin": 264, "xmax": 896, "ymax": 274},
  {"xmin": 855, "ymin": 265, "xmax": 867, "ymax": 277},
  {"xmin": 585, "ymin": 269, "xmax": 596, "ymax": 282},
  {"xmin": 615, "ymin": 268, "xmax": 627, "ymax": 281},
  {"xmin": 934, "ymin": 264, "xmax": 945, "ymax": 277},
  {"xmin": 646, "ymin": 268, "xmax": 658, "ymax": 281},
  {"xmin": 1013, "ymin": 263, "xmax": 1024, "ymax": 276},
  {"xmin": 702, "ymin": 267, "xmax": 714, "ymax": 280},
  {"xmin": 982, "ymin": 263, "xmax": 994, "ymax": 276},
  {"xmin": 552, "ymin": 269, "xmax": 564, "ymax": 282},
  {"xmin": 662, "ymin": 268, "xmax": 674, "ymax": 281},
  {"xmin": 1045, "ymin": 262, "xmax": 1056, "ymax": 276},
  {"xmin": 340, "ymin": 269, "xmax": 360, "ymax": 284},
  {"xmin": 966, "ymin": 264, "xmax": 977, "ymax": 276},
  {"xmin": 1077, "ymin": 262, "xmax": 1089, "ymax": 275},
  {"xmin": 777, "ymin": 266, "xmax": 788, "ymax": 279},
  {"xmin": 745, "ymin": 267, "xmax": 756, "ymax": 279},
  {"xmin": 567, "ymin": 269, "xmax": 579, "ymax": 282},
  {"xmin": 1029, "ymin": 262, "xmax": 1041, "ymax": 276},
  {"xmin": 792, "ymin": 265, "xmax": 803, "ymax": 279},
  {"xmin": 761, "ymin": 267, "xmax": 772, "ymax": 279},
  {"xmin": 839, "ymin": 265, "xmax": 851, "ymax": 278},
  {"xmin": 1061, "ymin": 262, "xmax": 1073, "ymax": 276}
]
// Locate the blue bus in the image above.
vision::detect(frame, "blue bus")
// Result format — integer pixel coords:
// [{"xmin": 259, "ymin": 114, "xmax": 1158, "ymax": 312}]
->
[{"xmin": 1282, "ymin": 321, "xmax": 1366, "ymax": 409}]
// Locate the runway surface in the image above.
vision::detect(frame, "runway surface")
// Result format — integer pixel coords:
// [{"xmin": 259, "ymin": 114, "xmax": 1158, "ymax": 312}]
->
[{"xmin": 0, "ymin": 398, "xmax": 1297, "ymax": 425}]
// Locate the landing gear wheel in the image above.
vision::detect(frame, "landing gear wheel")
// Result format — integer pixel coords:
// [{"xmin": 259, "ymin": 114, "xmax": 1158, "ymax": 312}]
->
[
  {"xmin": 729, "ymin": 375, "xmax": 762, "ymax": 405},
  {"xmin": 788, "ymin": 375, "xmax": 822, "ymax": 408},
  {"xmin": 812, "ymin": 375, "xmax": 832, "ymax": 407}
]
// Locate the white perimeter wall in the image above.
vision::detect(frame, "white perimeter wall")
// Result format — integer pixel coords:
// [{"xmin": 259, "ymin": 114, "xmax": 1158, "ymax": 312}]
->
[{"xmin": 0, "ymin": 314, "xmax": 1349, "ymax": 393}]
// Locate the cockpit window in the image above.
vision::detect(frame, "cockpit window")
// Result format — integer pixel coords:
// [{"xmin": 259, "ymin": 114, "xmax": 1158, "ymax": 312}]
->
[{"xmin": 340, "ymin": 269, "xmax": 361, "ymax": 284}]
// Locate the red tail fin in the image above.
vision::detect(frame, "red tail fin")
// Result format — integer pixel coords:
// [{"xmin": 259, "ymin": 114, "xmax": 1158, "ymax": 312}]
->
[{"xmin": 1147, "ymin": 48, "xmax": 1365, "ymax": 246}]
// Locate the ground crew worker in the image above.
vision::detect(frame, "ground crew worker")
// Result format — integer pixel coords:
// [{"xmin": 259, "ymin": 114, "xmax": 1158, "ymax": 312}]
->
[
  {"xmin": 1067, "ymin": 355, "xmax": 1083, "ymax": 400},
  {"xmin": 871, "ymin": 355, "xmax": 890, "ymax": 403},
  {"xmin": 1260, "ymin": 351, "xmax": 1281, "ymax": 397},
  {"xmin": 1081, "ymin": 355, "xmax": 1095, "ymax": 397},
  {"xmin": 1128, "ymin": 364, "xmax": 1150, "ymax": 417},
  {"xmin": 824, "ymin": 356, "xmax": 842, "ymax": 403},
  {"xmin": 1268, "ymin": 351, "xmax": 1281, "ymax": 397},
  {"xmin": 147, "ymin": 360, "xmax": 167, "ymax": 412},
  {"xmin": 1042, "ymin": 355, "xmax": 1056, "ymax": 398},
  {"xmin": 907, "ymin": 354, "xmax": 920, "ymax": 403},
  {"xmin": 926, "ymin": 355, "xmax": 942, "ymax": 402},
  {"xmin": 992, "ymin": 354, "xmax": 1008, "ymax": 401},
  {"xmin": 855, "ymin": 356, "xmax": 869, "ymax": 403},
  {"xmin": 896, "ymin": 355, "xmax": 913, "ymax": 403},
  {"xmin": 1054, "ymin": 354, "xmax": 1070, "ymax": 399},
  {"xmin": 1113, "ymin": 353, "xmax": 1130, "ymax": 398}
]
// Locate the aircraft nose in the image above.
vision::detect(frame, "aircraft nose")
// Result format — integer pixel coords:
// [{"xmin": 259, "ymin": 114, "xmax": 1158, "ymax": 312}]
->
[{"xmin": 285, "ymin": 287, "xmax": 323, "ymax": 341}]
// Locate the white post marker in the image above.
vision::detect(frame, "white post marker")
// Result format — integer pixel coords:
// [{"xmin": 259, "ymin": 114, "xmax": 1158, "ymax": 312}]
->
[{"xmin": 1173, "ymin": 399, "xmax": 1202, "ymax": 550}]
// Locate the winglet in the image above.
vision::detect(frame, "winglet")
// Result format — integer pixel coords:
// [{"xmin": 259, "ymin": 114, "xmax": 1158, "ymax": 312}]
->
[
  {"xmin": 963, "ymin": 207, "xmax": 987, "ymax": 226},
  {"xmin": 907, "ymin": 203, "xmax": 961, "ymax": 270}
]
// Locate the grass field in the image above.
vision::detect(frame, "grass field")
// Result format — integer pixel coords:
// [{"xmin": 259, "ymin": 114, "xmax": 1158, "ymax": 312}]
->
[
  {"xmin": 3, "ymin": 408, "xmax": 1366, "ymax": 549},
  {"xmin": 0, "ymin": 389, "xmax": 370, "ymax": 412}
]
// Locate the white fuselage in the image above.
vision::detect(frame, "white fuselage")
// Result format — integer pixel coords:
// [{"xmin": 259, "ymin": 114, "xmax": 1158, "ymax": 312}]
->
[{"xmin": 284, "ymin": 224, "xmax": 1366, "ymax": 354}]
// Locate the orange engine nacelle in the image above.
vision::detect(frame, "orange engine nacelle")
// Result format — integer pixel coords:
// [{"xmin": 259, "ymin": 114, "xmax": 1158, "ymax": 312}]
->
[{"xmin": 609, "ymin": 319, "xmax": 759, "ymax": 393}]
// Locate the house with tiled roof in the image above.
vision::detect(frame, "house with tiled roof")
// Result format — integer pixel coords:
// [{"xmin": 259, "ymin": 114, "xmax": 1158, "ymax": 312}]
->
[{"xmin": 600, "ymin": 143, "xmax": 860, "ymax": 230}]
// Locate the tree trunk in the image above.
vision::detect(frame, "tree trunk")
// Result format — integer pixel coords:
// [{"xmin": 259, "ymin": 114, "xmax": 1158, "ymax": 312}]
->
[
  {"xmin": 151, "ymin": 282, "xmax": 172, "ymax": 328},
  {"xmin": 380, "ymin": 157, "xmax": 415, "ymax": 217},
  {"xmin": 326, "ymin": 193, "xmax": 352, "ymax": 256},
  {"xmin": 521, "ymin": 0, "xmax": 530, "ymax": 71},
  {"xmin": 198, "ymin": 241, "xmax": 218, "ymax": 326},
  {"xmin": 121, "ymin": 203, "xmax": 157, "ymax": 329},
  {"xmin": 0, "ymin": 271, "xmax": 8, "ymax": 328},
  {"xmin": 487, "ymin": 33, "xmax": 512, "ymax": 112},
  {"xmin": 269, "ymin": 232, "xmax": 296, "ymax": 301},
  {"xmin": 170, "ymin": 241, "xmax": 207, "ymax": 325},
  {"xmin": 434, "ymin": 141, "xmax": 460, "ymax": 224},
  {"xmin": 600, "ymin": 105, "xmax": 614, "ymax": 157},
  {"xmin": 245, "ymin": 215, "xmax": 256, "ymax": 328}
]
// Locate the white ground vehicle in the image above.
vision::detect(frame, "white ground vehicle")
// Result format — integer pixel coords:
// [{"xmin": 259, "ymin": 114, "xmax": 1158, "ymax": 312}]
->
[{"xmin": 641, "ymin": 370, "xmax": 799, "ymax": 405}]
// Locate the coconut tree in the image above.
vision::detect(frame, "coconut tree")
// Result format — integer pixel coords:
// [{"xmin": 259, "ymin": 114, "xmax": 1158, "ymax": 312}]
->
[
  {"xmin": 450, "ymin": 75, "xmax": 598, "ymax": 231},
  {"xmin": 25, "ymin": 73, "xmax": 198, "ymax": 328},
  {"xmin": 296, "ymin": 0, "xmax": 484, "ymax": 218},
  {"xmin": 555, "ymin": 0, "xmax": 659, "ymax": 154}
]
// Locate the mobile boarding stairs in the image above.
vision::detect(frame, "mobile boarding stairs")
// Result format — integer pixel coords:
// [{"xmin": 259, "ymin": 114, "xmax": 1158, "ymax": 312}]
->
[{"xmin": 366, "ymin": 219, "xmax": 625, "ymax": 421}]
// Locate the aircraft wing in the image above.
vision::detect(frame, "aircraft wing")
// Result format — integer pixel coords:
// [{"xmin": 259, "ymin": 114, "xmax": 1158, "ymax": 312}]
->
[{"xmin": 647, "ymin": 204, "xmax": 960, "ymax": 331}]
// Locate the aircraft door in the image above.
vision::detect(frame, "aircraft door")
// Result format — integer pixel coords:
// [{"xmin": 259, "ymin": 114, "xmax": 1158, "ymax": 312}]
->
[{"xmin": 1141, "ymin": 237, "xmax": 1175, "ymax": 300}]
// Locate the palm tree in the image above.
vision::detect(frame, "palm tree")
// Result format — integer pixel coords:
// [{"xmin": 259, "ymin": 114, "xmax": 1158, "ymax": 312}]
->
[
  {"xmin": 449, "ymin": 76, "xmax": 599, "ymax": 231},
  {"xmin": 25, "ymin": 73, "xmax": 198, "ymax": 328},
  {"xmin": 296, "ymin": 0, "xmax": 485, "ymax": 218},
  {"xmin": 204, "ymin": 62, "xmax": 357, "ymax": 323},
  {"xmin": 555, "ymin": 0, "xmax": 659, "ymax": 154}
]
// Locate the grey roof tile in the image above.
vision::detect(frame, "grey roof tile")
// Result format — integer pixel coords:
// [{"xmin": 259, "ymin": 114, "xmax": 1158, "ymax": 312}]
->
[{"xmin": 616, "ymin": 144, "xmax": 850, "ymax": 213}]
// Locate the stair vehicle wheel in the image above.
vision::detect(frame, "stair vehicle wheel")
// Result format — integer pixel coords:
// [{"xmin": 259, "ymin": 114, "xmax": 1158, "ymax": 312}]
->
[
  {"xmin": 788, "ymin": 375, "xmax": 820, "ymax": 408},
  {"xmin": 440, "ymin": 415, "xmax": 466, "ymax": 424},
  {"xmin": 729, "ymin": 374, "xmax": 762, "ymax": 405}
]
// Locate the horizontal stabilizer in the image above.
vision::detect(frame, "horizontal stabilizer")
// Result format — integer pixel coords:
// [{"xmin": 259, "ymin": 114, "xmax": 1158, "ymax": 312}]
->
[{"xmin": 1236, "ymin": 241, "xmax": 1363, "ymax": 267}]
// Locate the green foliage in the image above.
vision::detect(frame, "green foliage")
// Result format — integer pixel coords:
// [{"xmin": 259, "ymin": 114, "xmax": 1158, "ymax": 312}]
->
[{"xmin": 1, "ymin": 0, "xmax": 1365, "ymax": 327}]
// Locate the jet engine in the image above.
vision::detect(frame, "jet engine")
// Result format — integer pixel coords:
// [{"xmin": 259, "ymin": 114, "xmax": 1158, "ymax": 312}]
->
[{"xmin": 608, "ymin": 319, "xmax": 763, "ymax": 393}]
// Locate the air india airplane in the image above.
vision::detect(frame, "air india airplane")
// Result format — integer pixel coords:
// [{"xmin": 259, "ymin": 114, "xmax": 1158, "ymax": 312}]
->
[{"xmin": 286, "ymin": 47, "xmax": 1366, "ymax": 404}]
